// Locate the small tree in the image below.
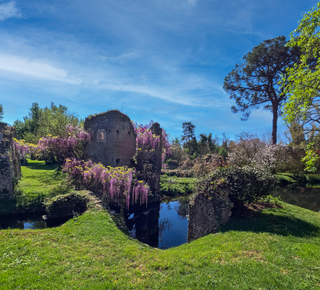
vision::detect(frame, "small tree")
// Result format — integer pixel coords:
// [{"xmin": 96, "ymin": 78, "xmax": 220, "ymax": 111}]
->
[
  {"xmin": 0, "ymin": 104, "xmax": 3, "ymax": 121},
  {"xmin": 181, "ymin": 122, "xmax": 196, "ymax": 156}
]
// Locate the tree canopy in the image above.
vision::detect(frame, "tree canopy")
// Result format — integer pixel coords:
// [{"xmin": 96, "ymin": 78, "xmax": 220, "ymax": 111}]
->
[
  {"xmin": 14, "ymin": 102, "xmax": 81, "ymax": 143},
  {"xmin": 282, "ymin": 3, "xmax": 320, "ymax": 172},
  {"xmin": 283, "ymin": 3, "xmax": 320, "ymax": 123},
  {"xmin": 224, "ymin": 36, "xmax": 300, "ymax": 144}
]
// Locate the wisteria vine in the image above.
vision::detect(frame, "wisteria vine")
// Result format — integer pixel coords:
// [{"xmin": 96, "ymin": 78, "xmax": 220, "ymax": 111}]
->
[
  {"xmin": 133, "ymin": 121, "xmax": 171, "ymax": 166},
  {"xmin": 63, "ymin": 158, "xmax": 149, "ymax": 208}
]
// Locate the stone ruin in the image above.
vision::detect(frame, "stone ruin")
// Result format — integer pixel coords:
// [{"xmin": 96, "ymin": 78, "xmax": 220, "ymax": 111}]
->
[
  {"xmin": 0, "ymin": 122, "xmax": 21, "ymax": 199},
  {"xmin": 84, "ymin": 110, "xmax": 163, "ymax": 200},
  {"xmin": 187, "ymin": 184, "xmax": 233, "ymax": 242},
  {"xmin": 84, "ymin": 110, "xmax": 137, "ymax": 167},
  {"xmin": 136, "ymin": 122, "xmax": 163, "ymax": 198}
]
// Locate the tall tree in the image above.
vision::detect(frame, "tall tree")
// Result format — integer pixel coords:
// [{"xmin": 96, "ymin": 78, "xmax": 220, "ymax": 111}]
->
[
  {"xmin": 224, "ymin": 36, "xmax": 300, "ymax": 144},
  {"xmin": 181, "ymin": 122, "xmax": 196, "ymax": 156},
  {"xmin": 0, "ymin": 104, "xmax": 3, "ymax": 121}
]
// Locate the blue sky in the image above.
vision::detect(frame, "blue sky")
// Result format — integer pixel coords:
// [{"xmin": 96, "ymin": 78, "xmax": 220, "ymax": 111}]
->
[{"xmin": 0, "ymin": 0, "xmax": 318, "ymax": 142}]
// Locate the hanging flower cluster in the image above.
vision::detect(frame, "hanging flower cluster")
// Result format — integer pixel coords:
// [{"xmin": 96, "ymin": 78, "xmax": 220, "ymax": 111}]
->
[
  {"xmin": 63, "ymin": 158, "xmax": 149, "ymax": 208},
  {"xmin": 132, "ymin": 121, "xmax": 171, "ymax": 166},
  {"xmin": 13, "ymin": 138, "xmax": 40, "ymax": 157}
]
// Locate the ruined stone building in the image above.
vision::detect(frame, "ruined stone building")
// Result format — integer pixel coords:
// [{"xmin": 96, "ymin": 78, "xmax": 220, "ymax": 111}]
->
[
  {"xmin": 84, "ymin": 110, "xmax": 163, "ymax": 199},
  {"xmin": 0, "ymin": 122, "xmax": 21, "ymax": 199},
  {"xmin": 84, "ymin": 110, "xmax": 137, "ymax": 167}
]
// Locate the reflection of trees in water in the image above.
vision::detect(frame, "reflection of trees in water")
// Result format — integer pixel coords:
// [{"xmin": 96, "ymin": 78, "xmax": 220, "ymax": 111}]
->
[
  {"xmin": 159, "ymin": 218, "xmax": 172, "ymax": 240},
  {"xmin": 175, "ymin": 197, "xmax": 190, "ymax": 219},
  {"xmin": 272, "ymin": 186, "xmax": 320, "ymax": 212}
]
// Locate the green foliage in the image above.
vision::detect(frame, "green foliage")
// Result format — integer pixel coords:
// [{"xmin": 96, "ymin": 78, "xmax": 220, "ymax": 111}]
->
[
  {"xmin": 282, "ymin": 3, "xmax": 320, "ymax": 172},
  {"xmin": 160, "ymin": 175, "xmax": 197, "ymax": 196},
  {"xmin": 283, "ymin": 2, "xmax": 320, "ymax": 124},
  {"xmin": 0, "ymin": 104, "xmax": 3, "ymax": 121},
  {"xmin": 44, "ymin": 192, "xmax": 88, "ymax": 218},
  {"xmin": 224, "ymin": 36, "xmax": 300, "ymax": 144},
  {"xmin": 302, "ymin": 143, "xmax": 320, "ymax": 172},
  {"xmin": 14, "ymin": 102, "xmax": 81, "ymax": 143},
  {"xmin": 181, "ymin": 122, "xmax": 197, "ymax": 156},
  {"xmin": 203, "ymin": 166, "xmax": 277, "ymax": 205}
]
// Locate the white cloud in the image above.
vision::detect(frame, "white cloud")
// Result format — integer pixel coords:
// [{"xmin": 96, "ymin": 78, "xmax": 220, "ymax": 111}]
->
[
  {"xmin": 0, "ymin": 1, "xmax": 21, "ymax": 21},
  {"xmin": 0, "ymin": 53, "xmax": 77, "ymax": 83}
]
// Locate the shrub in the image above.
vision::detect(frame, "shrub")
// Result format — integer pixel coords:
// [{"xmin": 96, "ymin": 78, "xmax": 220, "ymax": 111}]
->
[
  {"xmin": 201, "ymin": 165, "xmax": 277, "ymax": 205},
  {"xmin": 44, "ymin": 192, "xmax": 89, "ymax": 219}
]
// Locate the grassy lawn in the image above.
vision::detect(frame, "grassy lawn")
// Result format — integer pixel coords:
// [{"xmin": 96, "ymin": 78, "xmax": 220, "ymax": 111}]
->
[
  {"xmin": 0, "ymin": 160, "xmax": 71, "ymax": 214},
  {"xmin": 1, "ymin": 202, "xmax": 320, "ymax": 289},
  {"xmin": 1, "ymin": 161, "xmax": 320, "ymax": 288}
]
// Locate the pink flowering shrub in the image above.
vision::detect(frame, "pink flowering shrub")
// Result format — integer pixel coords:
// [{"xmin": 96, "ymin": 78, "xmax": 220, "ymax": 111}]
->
[
  {"xmin": 38, "ymin": 124, "xmax": 91, "ymax": 166},
  {"xmin": 133, "ymin": 121, "xmax": 171, "ymax": 167},
  {"xmin": 63, "ymin": 158, "xmax": 149, "ymax": 208},
  {"xmin": 13, "ymin": 138, "xmax": 39, "ymax": 157}
]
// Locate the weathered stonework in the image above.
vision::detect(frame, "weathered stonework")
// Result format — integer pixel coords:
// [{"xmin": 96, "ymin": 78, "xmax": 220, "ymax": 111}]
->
[
  {"xmin": 84, "ymin": 110, "xmax": 137, "ymax": 167},
  {"xmin": 136, "ymin": 123, "xmax": 163, "ymax": 198},
  {"xmin": 187, "ymin": 185, "xmax": 233, "ymax": 242},
  {"xmin": 0, "ymin": 122, "xmax": 21, "ymax": 199}
]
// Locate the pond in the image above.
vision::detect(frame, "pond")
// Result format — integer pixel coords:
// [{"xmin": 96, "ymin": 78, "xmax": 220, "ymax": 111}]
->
[
  {"xmin": 125, "ymin": 197, "xmax": 189, "ymax": 249},
  {"xmin": 0, "ymin": 213, "xmax": 72, "ymax": 230},
  {"xmin": 272, "ymin": 186, "xmax": 320, "ymax": 212}
]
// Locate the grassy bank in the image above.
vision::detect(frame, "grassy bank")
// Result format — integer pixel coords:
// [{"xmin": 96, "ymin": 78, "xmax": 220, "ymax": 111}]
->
[
  {"xmin": 0, "ymin": 160, "xmax": 71, "ymax": 214},
  {"xmin": 1, "ymin": 161, "xmax": 320, "ymax": 288},
  {"xmin": 276, "ymin": 172, "xmax": 320, "ymax": 187},
  {"xmin": 1, "ymin": 201, "xmax": 320, "ymax": 289}
]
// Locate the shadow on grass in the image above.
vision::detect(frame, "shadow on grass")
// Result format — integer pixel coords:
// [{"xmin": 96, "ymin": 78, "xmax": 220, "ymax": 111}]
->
[
  {"xmin": 24, "ymin": 162, "xmax": 57, "ymax": 171},
  {"xmin": 220, "ymin": 209, "xmax": 320, "ymax": 238}
]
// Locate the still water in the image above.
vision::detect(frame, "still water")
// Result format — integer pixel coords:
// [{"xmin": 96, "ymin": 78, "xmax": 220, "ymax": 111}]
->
[
  {"xmin": 0, "ymin": 214, "xmax": 72, "ymax": 230},
  {"xmin": 271, "ymin": 186, "xmax": 320, "ymax": 212},
  {"xmin": 126, "ymin": 197, "xmax": 189, "ymax": 249}
]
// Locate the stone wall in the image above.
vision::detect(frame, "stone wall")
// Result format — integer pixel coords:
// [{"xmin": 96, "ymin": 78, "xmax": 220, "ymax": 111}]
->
[
  {"xmin": 84, "ymin": 110, "xmax": 136, "ymax": 167},
  {"xmin": 136, "ymin": 123, "xmax": 163, "ymax": 199},
  {"xmin": 0, "ymin": 122, "xmax": 21, "ymax": 199},
  {"xmin": 187, "ymin": 185, "xmax": 233, "ymax": 242}
]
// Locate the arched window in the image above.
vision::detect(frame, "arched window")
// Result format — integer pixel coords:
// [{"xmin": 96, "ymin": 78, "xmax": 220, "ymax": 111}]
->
[{"xmin": 97, "ymin": 130, "xmax": 106, "ymax": 142}]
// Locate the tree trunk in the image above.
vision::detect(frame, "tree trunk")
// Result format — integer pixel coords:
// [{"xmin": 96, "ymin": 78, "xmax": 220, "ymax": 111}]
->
[{"xmin": 272, "ymin": 106, "xmax": 278, "ymax": 145}]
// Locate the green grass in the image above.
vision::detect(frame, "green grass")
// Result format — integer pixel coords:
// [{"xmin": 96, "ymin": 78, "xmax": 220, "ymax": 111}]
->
[
  {"xmin": 1, "ymin": 202, "xmax": 320, "ymax": 289},
  {"xmin": 276, "ymin": 172, "xmax": 320, "ymax": 188},
  {"xmin": 0, "ymin": 160, "xmax": 71, "ymax": 214},
  {"xmin": 160, "ymin": 175, "xmax": 197, "ymax": 197},
  {"xmin": 1, "ymin": 162, "xmax": 320, "ymax": 288}
]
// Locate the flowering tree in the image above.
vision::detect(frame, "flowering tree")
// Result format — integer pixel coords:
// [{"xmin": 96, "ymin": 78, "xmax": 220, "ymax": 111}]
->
[
  {"xmin": 38, "ymin": 124, "xmax": 91, "ymax": 168},
  {"xmin": 63, "ymin": 158, "xmax": 149, "ymax": 208},
  {"xmin": 228, "ymin": 133, "xmax": 278, "ymax": 169}
]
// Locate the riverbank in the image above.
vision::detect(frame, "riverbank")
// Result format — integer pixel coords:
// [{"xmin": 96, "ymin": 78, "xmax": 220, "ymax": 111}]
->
[{"xmin": 1, "ymin": 201, "xmax": 320, "ymax": 289}]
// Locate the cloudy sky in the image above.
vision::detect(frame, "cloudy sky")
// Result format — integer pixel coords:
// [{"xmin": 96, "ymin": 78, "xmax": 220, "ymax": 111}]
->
[{"xmin": 0, "ymin": 0, "xmax": 318, "ymax": 141}]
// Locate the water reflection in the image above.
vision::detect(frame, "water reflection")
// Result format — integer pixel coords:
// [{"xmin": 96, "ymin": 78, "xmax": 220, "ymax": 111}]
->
[
  {"xmin": 0, "ymin": 214, "xmax": 72, "ymax": 230},
  {"xmin": 272, "ymin": 185, "xmax": 320, "ymax": 212},
  {"xmin": 125, "ymin": 197, "xmax": 189, "ymax": 249}
]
